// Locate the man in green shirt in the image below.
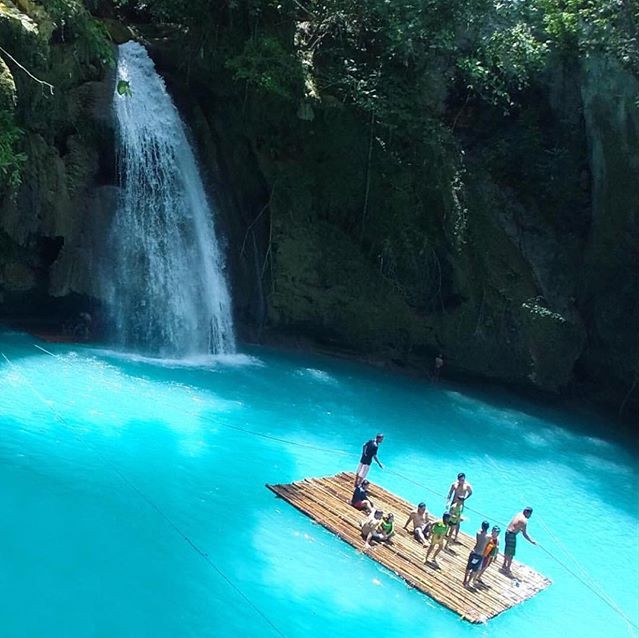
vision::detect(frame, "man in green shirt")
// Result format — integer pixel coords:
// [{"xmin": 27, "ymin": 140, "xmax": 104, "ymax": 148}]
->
[{"xmin": 424, "ymin": 512, "xmax": 451, "ymax": 566}]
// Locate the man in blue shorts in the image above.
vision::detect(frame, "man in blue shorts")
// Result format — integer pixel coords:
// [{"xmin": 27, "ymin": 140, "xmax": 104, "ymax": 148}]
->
[{"xmin": 463, "ymin": 520, "xmax": 490, "ymax": 587}]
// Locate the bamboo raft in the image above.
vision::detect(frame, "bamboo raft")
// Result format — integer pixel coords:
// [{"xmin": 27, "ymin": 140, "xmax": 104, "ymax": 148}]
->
[{"xmin": 266, "ymin": 472, "xmax": 551, "ymax": 623}]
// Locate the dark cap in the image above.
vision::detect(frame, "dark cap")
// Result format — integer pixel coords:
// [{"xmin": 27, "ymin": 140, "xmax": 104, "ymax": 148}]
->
[
  {"xmin": 443, "ymin": 512, "xmax": 451, "ymax": 521},
  {"xmin": 418, "ymin": 502, "xmax": 426, "ymax": 509},
  {"xmin": 492, "ymin": 526, "xmax": 501, "ymax": 533},
  {"xmin": 457, "ymin": 472, "xmax": 465, "ymax": 480},
  {"xmin": 362, "ymin": 479, "xmax": 370, "ymax": 486},
  {"xmin": 481, "ymin": 520, "xmax": 490, "ymax": 530},
  {"xmin": 524, "ymin": 506, "xmax": 533, "ymax": 514},
  {"xmin": 375, "ymin": 433, "xmax": 384, "ymax": 440}
]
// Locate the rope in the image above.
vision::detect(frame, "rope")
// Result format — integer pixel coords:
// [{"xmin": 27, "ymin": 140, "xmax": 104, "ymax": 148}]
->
[
  {"xmin": 536, "ymin": 543, "xmax": 638, "ymax": 635},
  {"xmin": 19, "ymin": 343, "xmax": 639, "ymax": 633},
  {"xmin": 1, "ymin": 350, "xmax": 288, "ymax": 638},
  {"xmin": 482, "ymin": 454, "xmax": 638, "ymax": 634}
]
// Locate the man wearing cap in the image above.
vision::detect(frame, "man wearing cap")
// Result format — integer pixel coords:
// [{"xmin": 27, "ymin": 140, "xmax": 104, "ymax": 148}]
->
[
  {"xmin": 355, "ymin": 433, "xmax": 384, "ymax": 486},
  {"xmin": 403, "ymin": 502, "xmax": 431, "ymax": 545},
  {"xmin": 502, "ymin": 507, "xmax": 536, "ymax": 574}
]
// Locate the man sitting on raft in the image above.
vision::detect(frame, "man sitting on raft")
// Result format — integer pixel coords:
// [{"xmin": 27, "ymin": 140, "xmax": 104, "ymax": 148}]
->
[
  {"xmin": 351, "ymin": 479, "xmax": 374, "ymax": 513},
  {"xmin": 403, "ymin": 502, "xmax": 431, "ymax": 545},
  {"xmin": 361, "ymin": 510, "xmax": 395, "ymax": 549}
]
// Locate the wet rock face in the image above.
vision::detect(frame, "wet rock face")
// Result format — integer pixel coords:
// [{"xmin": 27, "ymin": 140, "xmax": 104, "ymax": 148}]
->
[
  {"xmin": 0, "ymin": 6, "xmax": 635, "ymax": 414},
  {"xmin": 0, "ymin": 4, "xmax": 117, "ymax": 325},
  {"xmin": 161, "ymin": 44, "xmax": 636, "ymax": 411},
  {"xmin": 578, "ymin": 56, "xmax": 638, "ymax": 393}
]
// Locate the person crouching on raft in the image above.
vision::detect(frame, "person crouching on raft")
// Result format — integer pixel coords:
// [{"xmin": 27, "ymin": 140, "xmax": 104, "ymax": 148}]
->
[
  {"xmin": 379, "ymin": 513, "xmax": 395, "ymax": 542},
  {"xmin": 361, "ymin": 510, "xmax": 393, "ymax": 549},
  {"xmin": 351, "ymin": 479, "xmax": 374, "ymax": 514}
]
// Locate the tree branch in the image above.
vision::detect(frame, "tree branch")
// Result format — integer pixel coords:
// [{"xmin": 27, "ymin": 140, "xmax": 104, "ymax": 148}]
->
[{"xmin": 0, "ymin": 45, "xmax": 54, "ymax": 95}]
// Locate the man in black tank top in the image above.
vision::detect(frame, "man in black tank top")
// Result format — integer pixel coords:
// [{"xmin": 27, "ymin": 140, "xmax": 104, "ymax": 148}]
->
[{"xmin": 355, "ymin": 433, "xmax": 384, "ymax": 486}]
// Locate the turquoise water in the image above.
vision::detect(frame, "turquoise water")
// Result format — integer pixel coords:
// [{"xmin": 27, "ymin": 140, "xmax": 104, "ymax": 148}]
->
[{"xmin": 0, "ymin": 330, "xmax": 636, "ymax": 638}]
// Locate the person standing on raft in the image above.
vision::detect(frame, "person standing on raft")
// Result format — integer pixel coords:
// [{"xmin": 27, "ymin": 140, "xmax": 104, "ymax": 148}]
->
[
  {"xmin": 447, "ymin": 472, "xmax": 473, "ymax": 505},
  {"xmin": 355, "ymin": 433, "xmax": 384, "ymax": 486},
  {"xmin": 502, "ymin": 507, "xmax": 536, "ymax": 574}
]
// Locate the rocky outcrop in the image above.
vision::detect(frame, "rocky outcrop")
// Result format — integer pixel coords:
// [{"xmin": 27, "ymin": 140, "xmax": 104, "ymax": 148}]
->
[
  {"xmin": 578, "ymin": 56, "xmax": 638, "ymax": 396},
  {"xmin": 0, "ymin": 3, "xmax": 635, "ymax": 417},
  {"xmin": 151, "ymin": 38, "xmax": 636, "ymax": 414},
  {"xmin": 0, "ymin": 1, "xmax": 116, "ymax": 324}
]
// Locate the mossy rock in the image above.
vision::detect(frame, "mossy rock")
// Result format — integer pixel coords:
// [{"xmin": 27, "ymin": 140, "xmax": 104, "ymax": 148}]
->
[
  {"xmin": 519, "ymin": 300, "xmax": 585, "ymax": 391},
  {"xmin": 0, "ymin": 57, "xmax": 16, "ymax": 110}
]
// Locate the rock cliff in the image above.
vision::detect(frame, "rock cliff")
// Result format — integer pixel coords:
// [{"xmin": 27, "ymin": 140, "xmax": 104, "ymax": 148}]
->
[{"xmin": 0, "ymin": 2, "xmax": 636, "ymax": 418}]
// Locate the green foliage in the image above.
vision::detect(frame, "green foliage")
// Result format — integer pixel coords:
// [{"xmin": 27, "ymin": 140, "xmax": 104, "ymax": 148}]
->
[
  {"xmin": 116, "ymin": 79, "xmax": 132, "ymax": 96},
  {"xmin": 536, "ymin": 0, "xmax": 637, "ymax": 70},
  {"xmin": 44, "ymin": 0, "xmax": 114, "ymax": 68},
  {"xmin": 0, "ymin": 110, "xmax": 26, "ymax": 190},
  {"xmin": 458, "ymin": 22, "xmax": 549, "ymax": 109},
  {"xmin": 226, "ymin": 36, "xmax": 303, "ymax": 99}
]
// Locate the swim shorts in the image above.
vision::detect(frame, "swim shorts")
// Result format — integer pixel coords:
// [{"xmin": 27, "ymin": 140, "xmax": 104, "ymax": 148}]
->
[
  {"xmin": 467, "ymin": 552, "xmax": 483, "ymax": 571},
  {"xmin": 504, "ymin": 531, "xmax": 517, "ymax": 557},
  {"xmin": 356, "ymin": 463, "xmax": 371, "ymax": 479}
]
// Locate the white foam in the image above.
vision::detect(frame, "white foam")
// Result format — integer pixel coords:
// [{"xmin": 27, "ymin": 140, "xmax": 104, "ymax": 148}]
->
[
  {"xmin": 296, "ymin": 367, "xmax": 338, "ymax": 384},
  {"xmin": 86, "ymin": 347, "xmax": 263, "ymax": 369}
]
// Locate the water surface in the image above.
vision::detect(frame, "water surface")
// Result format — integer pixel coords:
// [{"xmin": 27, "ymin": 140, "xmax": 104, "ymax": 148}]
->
[{"xmin": 0, "ymin": 331, "xmax": 636, "ymax": 638}]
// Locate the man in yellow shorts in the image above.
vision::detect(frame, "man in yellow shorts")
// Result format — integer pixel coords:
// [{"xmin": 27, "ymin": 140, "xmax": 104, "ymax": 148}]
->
[{"xmin": 424, "ymin": 512, "xmax": 451, "ymax": 567}]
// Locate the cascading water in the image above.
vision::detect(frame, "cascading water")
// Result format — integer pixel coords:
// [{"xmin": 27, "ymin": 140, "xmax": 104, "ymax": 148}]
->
[{"xmin": 104, "ymin": 42, "xmax": 235, "ymax": 356}]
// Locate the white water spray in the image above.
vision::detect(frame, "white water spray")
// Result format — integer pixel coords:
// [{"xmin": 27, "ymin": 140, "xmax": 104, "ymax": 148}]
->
[{"xmin": 105, "ymin": 42, "xmax": 235, "ymax": 356}]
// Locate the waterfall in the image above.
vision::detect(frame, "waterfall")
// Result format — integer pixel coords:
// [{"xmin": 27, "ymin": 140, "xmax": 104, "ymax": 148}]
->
[{"xmin": 105, "ymin": 42, "xmax": 235, "ymax": 356}]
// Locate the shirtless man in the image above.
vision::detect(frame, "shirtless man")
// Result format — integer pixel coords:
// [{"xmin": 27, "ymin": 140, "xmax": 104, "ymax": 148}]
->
[
  {"xmin": 502, "ymin": 507, "xmax": 536, "ymax": 573},
  {"xmin": 361, "ymin": 510, "xmax": 388, "ymax": 549},
  {"xmin": 447, "ymin": 472, "xmax": 473, "ymax": 506},
  {"xmin": 463, "ymin": 520, "xmax": 490, "ymax": 587},
  {"xmin": 403, "ymin": 502, "xmax": 431, "ymax": 544}
]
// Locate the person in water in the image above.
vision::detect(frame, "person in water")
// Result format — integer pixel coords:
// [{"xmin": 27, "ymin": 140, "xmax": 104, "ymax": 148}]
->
[
  {"xmin": 463, "ymin": 520, "xmax": 490, "ymax": 587},
  {"xmin": 424, "ymin": 512, "xmax": 451, "ymax": 566},
  {"xmin": 351, "ymin": 479, "xmax": 374, "ymax": 513},
  {"xmin": 355, "ymin": 433, "xmax": 384, "ymax": 486},
  {"xmin": 502, "ymin": 507, "xmax": 536, "ymax": 574},
  {"xmin": 403, "ymin": 502, "xmax": 431, "ymax": 545},
  {"xmin": 476, "ymin": 526, "xmax": 500, "ymax": 583},
  {"xmin": 361, "ymin": 509, "xmax": 390, "ymax": 549},
  {"xmin": 433, "ymin": 353, "xmax": 444, "ymax": 381},
  {"xmin": 447, "ymin": 472, "xmax": 473, "ymax": 505},
  {"xmin": 446, "ymin": 497, "xmax": 464, "ymax": 542}
]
